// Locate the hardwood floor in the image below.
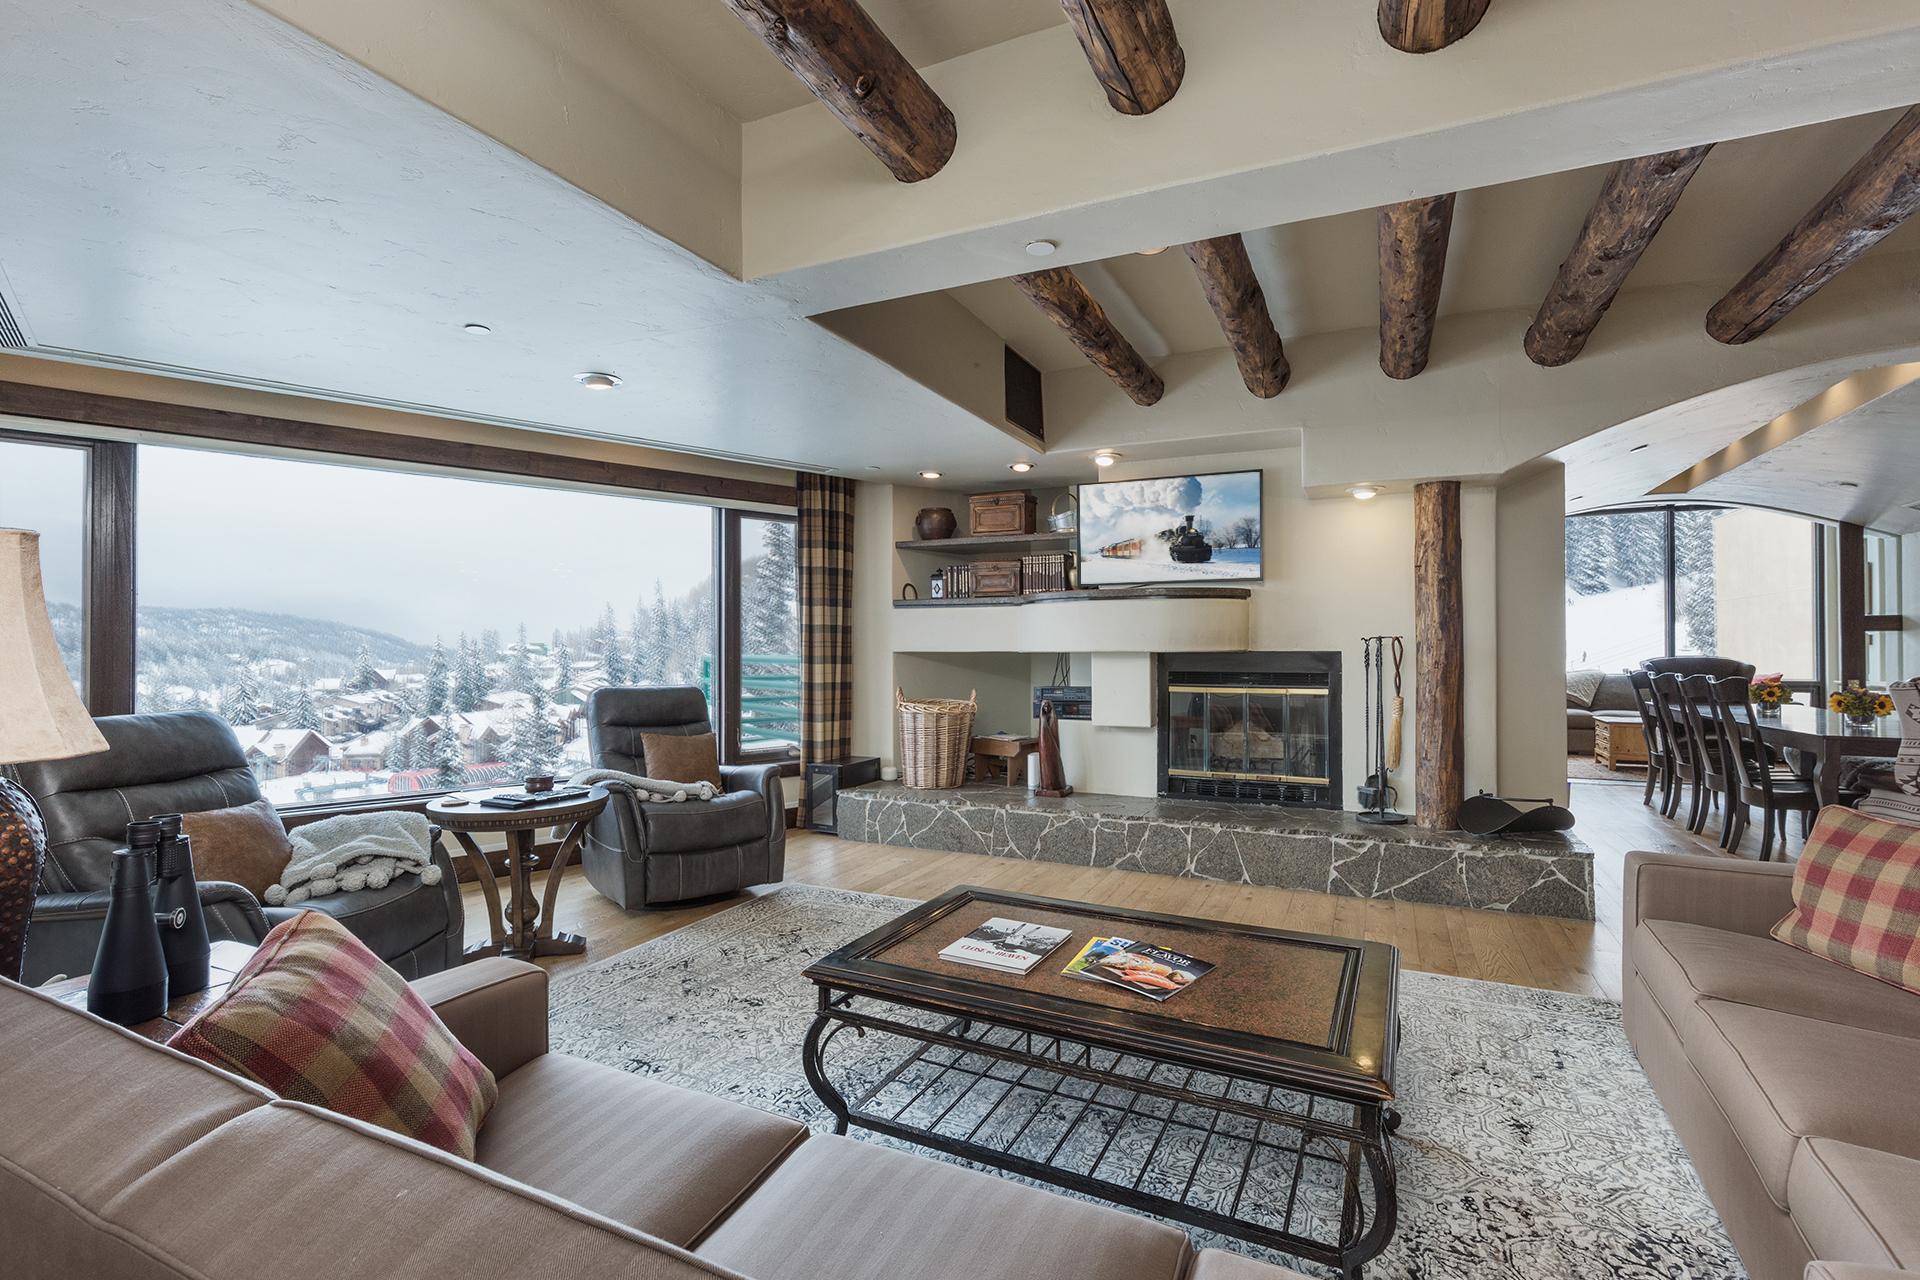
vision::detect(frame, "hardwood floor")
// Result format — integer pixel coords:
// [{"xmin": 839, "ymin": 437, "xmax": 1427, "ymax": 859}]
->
[{"xmin": 464, "ymin": 780, "xmax": 1787, "ymax": 1003}]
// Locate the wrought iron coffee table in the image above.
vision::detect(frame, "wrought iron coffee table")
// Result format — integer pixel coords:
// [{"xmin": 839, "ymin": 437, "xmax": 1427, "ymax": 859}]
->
[{"xmin": 802, "ymin": 887, "xmax": 1401, "ymax": 1278}]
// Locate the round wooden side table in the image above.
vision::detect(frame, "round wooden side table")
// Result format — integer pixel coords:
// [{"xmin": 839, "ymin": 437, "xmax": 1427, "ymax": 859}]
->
[{"xmin": 426, "ymin": 786, "xmax": 608, "ymax": 962}]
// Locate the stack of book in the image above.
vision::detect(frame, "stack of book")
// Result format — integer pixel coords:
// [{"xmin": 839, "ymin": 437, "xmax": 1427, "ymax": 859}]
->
[{"xmin": 1019, "ymin": 552, "xmax": 1073, "ymax": 594}]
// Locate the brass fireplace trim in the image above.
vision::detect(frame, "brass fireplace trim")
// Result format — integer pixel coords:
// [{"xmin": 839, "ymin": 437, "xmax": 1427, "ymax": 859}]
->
[
  {"xmin": 1166, "ymin": 685, "xmax": 1330, "ymax": 697},
  {"xmin": 1166, "ymin": 767, "xmax": 1333, "ymax": 786}
]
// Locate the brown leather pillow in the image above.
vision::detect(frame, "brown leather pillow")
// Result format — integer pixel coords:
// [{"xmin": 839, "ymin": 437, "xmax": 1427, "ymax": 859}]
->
[
  {"xmin": 640, "ymin": 731, "xmax": 723, "ymax": 788},
  {"xmin": 181, "ymin": 799, "xmax": 294, "ymax": 899}
]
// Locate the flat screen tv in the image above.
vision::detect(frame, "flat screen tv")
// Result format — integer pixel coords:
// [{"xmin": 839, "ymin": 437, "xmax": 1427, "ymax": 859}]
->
[{"xmin": 1075, "ymin": 469, "xmax": 1263, "ymax": 587}]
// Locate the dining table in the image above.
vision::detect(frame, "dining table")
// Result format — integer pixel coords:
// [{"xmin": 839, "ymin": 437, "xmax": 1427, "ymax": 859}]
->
[{"xmin": 1704, "ymin": 702, "xmax": 1903, "ymax": 807}]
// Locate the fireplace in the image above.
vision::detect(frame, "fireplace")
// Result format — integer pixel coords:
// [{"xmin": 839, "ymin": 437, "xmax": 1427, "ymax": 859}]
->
[{"xmin": 1155, "ymin": 651, "xmax": 1341, "ymax": 809}]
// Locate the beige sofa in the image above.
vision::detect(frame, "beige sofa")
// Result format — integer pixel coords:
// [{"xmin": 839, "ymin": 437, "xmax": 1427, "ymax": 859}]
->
[
  {"xmin": 4, "ymin": 959, "xmax": 1308, "ymax": 1280},
  {"xmin": 1624, "ymin": 852, "xmax": 1920, "ymax": 1280}
]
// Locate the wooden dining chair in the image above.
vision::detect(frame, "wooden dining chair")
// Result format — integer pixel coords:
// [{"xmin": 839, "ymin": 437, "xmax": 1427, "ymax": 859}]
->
[
  {"xmin": 1651, "ymin": 673, "xmax": 1711, "ymax": 831},
  {"xmin": 1628, "ymin": 669, "xmax": 1672, "ymax": 812},
  {"xmin": 1678, "ymin": 674, "xmax": 1737, "ymax": 845},
  {"xmin": 1707, "ymin": 675, "xmax": 1816, "ymax": 861}
]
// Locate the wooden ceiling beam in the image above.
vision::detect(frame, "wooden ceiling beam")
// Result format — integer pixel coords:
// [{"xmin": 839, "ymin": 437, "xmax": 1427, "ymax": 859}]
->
[
  {"xmin": 1377, "ymin": 194, "xmax": 1456, "ymax": 380},
  {"xmin": 1525, "ymin": 145, "xmax": 1714, "ymax": 367},
  {"xmin": 1058, "ymin": 0, "xmax": 1185, "ymax": 116},
  {"xmin": 1183, "ymin": 235, "xmax": 1290, "ymax": 398},
  {"xmin": 1378, "ymin": 0, "xmax": 1492, "ymax": 53},
  {"xmin": 1707, "ymin": 106, "xmax": 1920, "ymax": 344},
  {"xmin": 1012, "ymin": 267, "xmax": 1165, "ymax": 406},
  {"xmin": 720, "ymin": 0, "xmax": 956, "ymax": 183}
]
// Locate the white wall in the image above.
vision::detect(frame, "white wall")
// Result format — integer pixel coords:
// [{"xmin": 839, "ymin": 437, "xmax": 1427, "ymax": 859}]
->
[{"xmin": 850, "ymin": 447, "xmax": 1567, "ymax": 811}]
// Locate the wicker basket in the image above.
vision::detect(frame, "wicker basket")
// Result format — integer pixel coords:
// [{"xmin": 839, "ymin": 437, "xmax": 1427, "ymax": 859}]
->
[{"xmin": 896, "ymin": 687, "xmax": 977, "ymax": 789}]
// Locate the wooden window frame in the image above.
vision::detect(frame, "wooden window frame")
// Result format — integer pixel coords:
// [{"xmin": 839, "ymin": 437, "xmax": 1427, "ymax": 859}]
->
[{"xmin": 0, "ymin": 381, "xmax": 802, "ymax": 805}]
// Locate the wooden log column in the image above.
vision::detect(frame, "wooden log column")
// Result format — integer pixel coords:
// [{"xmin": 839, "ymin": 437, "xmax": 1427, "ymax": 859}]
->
[
  {"xmin": 1707, "ymin": 105, "xmax": 1920, "ymax": 344},
  {"xmin": 1378, "ymin": 0, "xmax": 1492, "ymax": 53},
  {"xmin": 1184, "ymin": 234, "xmax": 1290, "ymax": 397},
  {"xmin": 1012, "ymin": 267, "xmax": 1165, "ymax": 406},
  {"xmin": 1058, "ymin": 0, "xmax": 1184, "ymax": 115},
  {"xmin": 720, "ymin": 0, "xmax": 957, "ymax": 183},
  {"xmin": 1414, "ymin": 480, "xmax": 1465, "ymax": 831},
  {"xmin": 1525, "ymin": 145, "xmax": 1713, "ymax": 366},
  {"xmin": 1378, "ymin": 195, "xmax": 1456, "ymax": 379}
]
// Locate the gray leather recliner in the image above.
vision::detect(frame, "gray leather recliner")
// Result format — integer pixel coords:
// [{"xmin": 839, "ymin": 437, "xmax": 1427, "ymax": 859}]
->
[
  {"xmin": 581, "ymin": 688, "xmax": 786, "ymax": 909},
  {"xmin": 16, "ymin": 711, "xmax": 463, "ymax": 985}
]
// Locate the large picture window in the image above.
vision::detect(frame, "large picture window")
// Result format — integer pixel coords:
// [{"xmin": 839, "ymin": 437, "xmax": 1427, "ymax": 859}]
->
[
  {"xmin": 123, "ymin": 444, "xmax": 773, "ymax": 807},
  {"xmin": 0, "ymin": 435, "xmax": 88, "ymax": 692},
  {"xmin": 1566, "ymin": 504, "xmax": 1821, "ymax": 683}
]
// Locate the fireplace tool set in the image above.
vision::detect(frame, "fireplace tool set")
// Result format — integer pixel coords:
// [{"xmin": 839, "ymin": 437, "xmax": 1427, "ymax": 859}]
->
[{"xmin": 1357, "ymin": 636, "xmax": 1408, "ymax": 824}]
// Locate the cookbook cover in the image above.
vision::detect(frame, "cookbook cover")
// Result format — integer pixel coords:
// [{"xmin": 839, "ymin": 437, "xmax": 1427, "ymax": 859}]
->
[{"xmin": 1081, "ymin": 940, "xmax": 1214, "ymax": 1000}]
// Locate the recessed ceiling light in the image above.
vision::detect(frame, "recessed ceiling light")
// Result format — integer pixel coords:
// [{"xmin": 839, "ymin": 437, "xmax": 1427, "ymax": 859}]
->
[
  {"xmin": 1348, "ymin": 485, "xmax": 1380, "ymax": 501},
  {"xmin": 1093, "ymin": 451, "xmax": 1121, "ymax": 468},
  {"xmin": 574, "ymin": 371, "xmax": 622, "ymax": 390},
  {"xmin": 462, "ymin": 322, "xmax": 492, "ymax": 335},
  {"xmin": 1137, "ymin": 246, "xmax": 1169, "ymax": 256},
  {"xmin": 1024, "ymin": 239, "xmax": 1058, "ymax": 258},
  {"xmin": 1629, "ymin": 443, "xmax": 1650, "ymax": 453},
  {"xmin": 919, "ymin": 470, "xmax": 943, "ymax": 480},
  {"xmin": 1009, "ymin": 461, "xmax": 1034, "ymax": 473}
]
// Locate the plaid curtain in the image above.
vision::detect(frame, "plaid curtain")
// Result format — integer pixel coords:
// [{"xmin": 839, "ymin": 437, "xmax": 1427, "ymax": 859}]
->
[{"xmin": 797, "ymin": 475, "xmax": 855, "ymax": 819}]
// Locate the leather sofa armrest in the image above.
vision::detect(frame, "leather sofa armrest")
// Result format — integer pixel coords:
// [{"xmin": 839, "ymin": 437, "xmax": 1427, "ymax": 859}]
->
[
  {"xmin": 26, "ymin": 882, "xmax": 270, "ymax": 986},
  {"xmin": 1624, "ymin": 851, "xmax": 1794, "ymax": 938},
  {"xmin": 412, "ymin": 957, "xmax": 549, "ymax": 1079},
  {"xmin": 720, "ymin": 763, "xmax": 788, "ymax": 856},
  {"xmin": 32, "ymin": 889, "xmax": 112, "ymax": 920}
]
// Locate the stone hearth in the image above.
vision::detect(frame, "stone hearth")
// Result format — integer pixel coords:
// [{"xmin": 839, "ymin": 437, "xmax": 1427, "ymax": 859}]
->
[{"xmin": 836, "ymin": 783, "xmax": 1594, "ymax": 920}]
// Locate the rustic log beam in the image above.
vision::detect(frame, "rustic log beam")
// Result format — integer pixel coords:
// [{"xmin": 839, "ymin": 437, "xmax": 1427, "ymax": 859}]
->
[
  {"xmin": 1058, "ymin": 0, "xmax": 1185, "ymax": 116},
  {"xmin": 1183, "ymin": 235, "xmax": 1290, "ymax": 398},
  {"xmin": 1414, "ymin": 480, "xmax": 1464, "ymax": 832},
  {"xmin": 1525, "ymin": 145, "xmax": 1714, "ymax": 367},
  {"xmin": 1378, "ymin": 195, "xmax": 1456, "ymax": 379},
  {"xmin": 1012, "ymin": 268, "xmax": 1165, "ymax": 406},
  {"xmin": 1378, "ymin": 0, "xmax": 1492, "ymax": 53},
  {"xmin": 720, "ymin": 0, "xmax": 957, "ymax": 183},
  {"xmin": 1707, "ymin": 105, "xmax": 1920, "ymax": 344}
]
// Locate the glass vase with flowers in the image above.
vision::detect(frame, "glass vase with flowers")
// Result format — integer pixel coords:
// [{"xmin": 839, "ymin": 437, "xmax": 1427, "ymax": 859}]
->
[
  {"xmin": 1749, "ymin": 674, "xmax": 1794, "ymax": 718},
  {"xmin": 1829, "ymin": 682, "xmax": 1896, "ymax": 730}
]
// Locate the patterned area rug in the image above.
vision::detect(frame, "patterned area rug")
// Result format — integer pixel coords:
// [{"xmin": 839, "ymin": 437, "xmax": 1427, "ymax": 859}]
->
[
  {"xmin": 1568, "ymin": 753, "xmax": 1648, "ymax": 783},
  {"xmin": 548, "ymin": 884, "xmax": 1742, "ymax": 1280}
]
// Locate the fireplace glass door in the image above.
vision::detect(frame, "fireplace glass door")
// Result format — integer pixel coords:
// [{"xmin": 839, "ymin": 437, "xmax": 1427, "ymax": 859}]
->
[{"xmin": 1165, "ymin": 685, "xmax": 1332, "ymax": 804}]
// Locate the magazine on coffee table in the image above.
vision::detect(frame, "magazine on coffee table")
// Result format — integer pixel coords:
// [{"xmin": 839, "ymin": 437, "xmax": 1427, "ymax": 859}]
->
[
  {"xmin": 1078, "ymin": 939, "xmax": 1214, "ymax": 1001},
  {"xmin": 1059, "ymin": 935, "xmax": 1137, "ymax": 981},
  {"xmin": 937, "ymin": 918, "xmax": 1073, "ymax": 975}
]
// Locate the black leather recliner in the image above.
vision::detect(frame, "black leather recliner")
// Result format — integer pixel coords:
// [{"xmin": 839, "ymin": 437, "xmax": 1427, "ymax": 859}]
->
[
  {"xmin": 16, "ymin": 711, "xmax": 463, "ymax": 986},
  {"xmin": 581, "ymin": 688, "xmax": 786, "ymax": 909}
]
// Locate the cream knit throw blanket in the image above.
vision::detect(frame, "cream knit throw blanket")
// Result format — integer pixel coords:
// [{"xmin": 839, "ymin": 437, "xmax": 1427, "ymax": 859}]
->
[
  {"xmin": 265, "ymin": 811, "xmax": 441, "ymax": 906},
  {"xmin": 568, "ymin": 767, "xmax": 720, "ymax": 804}
]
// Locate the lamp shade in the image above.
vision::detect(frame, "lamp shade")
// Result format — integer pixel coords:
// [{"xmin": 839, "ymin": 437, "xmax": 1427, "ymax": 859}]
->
[{"xmin": 0, "ymin": 529, "xmax": 108, "ymax": 765}]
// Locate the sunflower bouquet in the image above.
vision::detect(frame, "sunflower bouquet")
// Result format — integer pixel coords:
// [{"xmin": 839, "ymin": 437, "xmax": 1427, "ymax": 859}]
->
[
  {"xmin": 1749, "ymin": 674, "xmax": 1795, "ymax": 711},
  {"xmin": 1828, "ymin": 681, "xmax": 1896, "ymax": 723}
]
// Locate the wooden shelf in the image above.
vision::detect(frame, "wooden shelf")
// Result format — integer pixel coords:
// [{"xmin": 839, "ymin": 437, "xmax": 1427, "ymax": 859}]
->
[
  {"xmin": 895, "ymin": 532, "xmax": 1074, "ymax": 554},
  {"xmin": 893, "ymin": 587, "xmax": 1252, "ymax": 609}
]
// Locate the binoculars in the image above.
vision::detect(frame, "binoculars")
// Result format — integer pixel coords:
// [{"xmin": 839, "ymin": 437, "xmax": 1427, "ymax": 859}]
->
[{"xmin": 86, "ymin": 814, "xmax": 212, "ymax": 1026}]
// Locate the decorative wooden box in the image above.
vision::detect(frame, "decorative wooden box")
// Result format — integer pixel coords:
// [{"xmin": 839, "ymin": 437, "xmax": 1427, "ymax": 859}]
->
[
  {"xmin": 968, "ymin": 490, "xmax": 1036, "ymax": 536},
  {"xmin": 970, "ymin": 559, "xmax": 1024, "ymax": 596}
]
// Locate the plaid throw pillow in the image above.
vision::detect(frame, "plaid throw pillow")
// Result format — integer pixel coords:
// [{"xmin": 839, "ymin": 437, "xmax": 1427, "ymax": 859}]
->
[
  {"xmin": 168, "ymin": 911, "xmax": 497, "ymax": 1157},
  {"xmin": 1771, "ymin": 806, "xmax": 1920, "ymax": 997}
]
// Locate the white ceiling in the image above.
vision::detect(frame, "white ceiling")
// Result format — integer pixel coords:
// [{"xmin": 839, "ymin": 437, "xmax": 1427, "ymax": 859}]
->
[
  {"xmin": 0, "ymin": 0, "xmax": 1045, "ymax": 480},
  {"xmin": 617, "ymin": 0, "xmax": 1066, "ymax": 122},
  {"xmin": 949, "ymin": 111, "xmax": 1920, "ymax": 373}
]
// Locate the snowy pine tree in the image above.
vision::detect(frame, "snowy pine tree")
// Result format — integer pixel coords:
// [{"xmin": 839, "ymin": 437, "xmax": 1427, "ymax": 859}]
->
[
  {"xmin": 385, "ymin": 729, "xmax": 418, "ymax": 772},
  {"xmin": 551, "ymin": 636, "xmax": 575, "ymax": 692},
  {"xmin": 420, "ymin": 638, "xmax": 451, "ymax": 718},
  {"xmin": 452, "ymin": 633, "xmax": 488, "ymax": 712},
  {"xmin": 644, "ymin": 581, "xmax": 673, "ymax": 684},
  {"xmin": 221, "ymin": 668, "xmax": 262, "ymax": 726},
  {"xmin": 743, "ymin": 522, "xmax": 798, "ymax": 665},
  {"xmin": 430, "ymin": 726, "xmax": 465, "ymax": 788},
  {"xmin": 597, "ymin": 603, "xmax": 630, "ymax": 685},
  {"xmin": 287, "ymin": 687, "xmax": 322, "ymax": 731},
  {"xmin": 347, "ymin": 644, "xmax": 381, "ymax": 692},
  {"xmin": 507, "ymin": 682, "xmax": 558, "ymax": 774},
  {"xmin": 506, "ymin": 623, "xmax": 535, "ymax": 694}
]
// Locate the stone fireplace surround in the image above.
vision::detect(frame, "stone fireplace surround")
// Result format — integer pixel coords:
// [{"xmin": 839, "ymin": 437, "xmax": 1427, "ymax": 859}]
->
[{"xmin": 836, "ymin": 783, "xmax": 1594, "ymax": 920}]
